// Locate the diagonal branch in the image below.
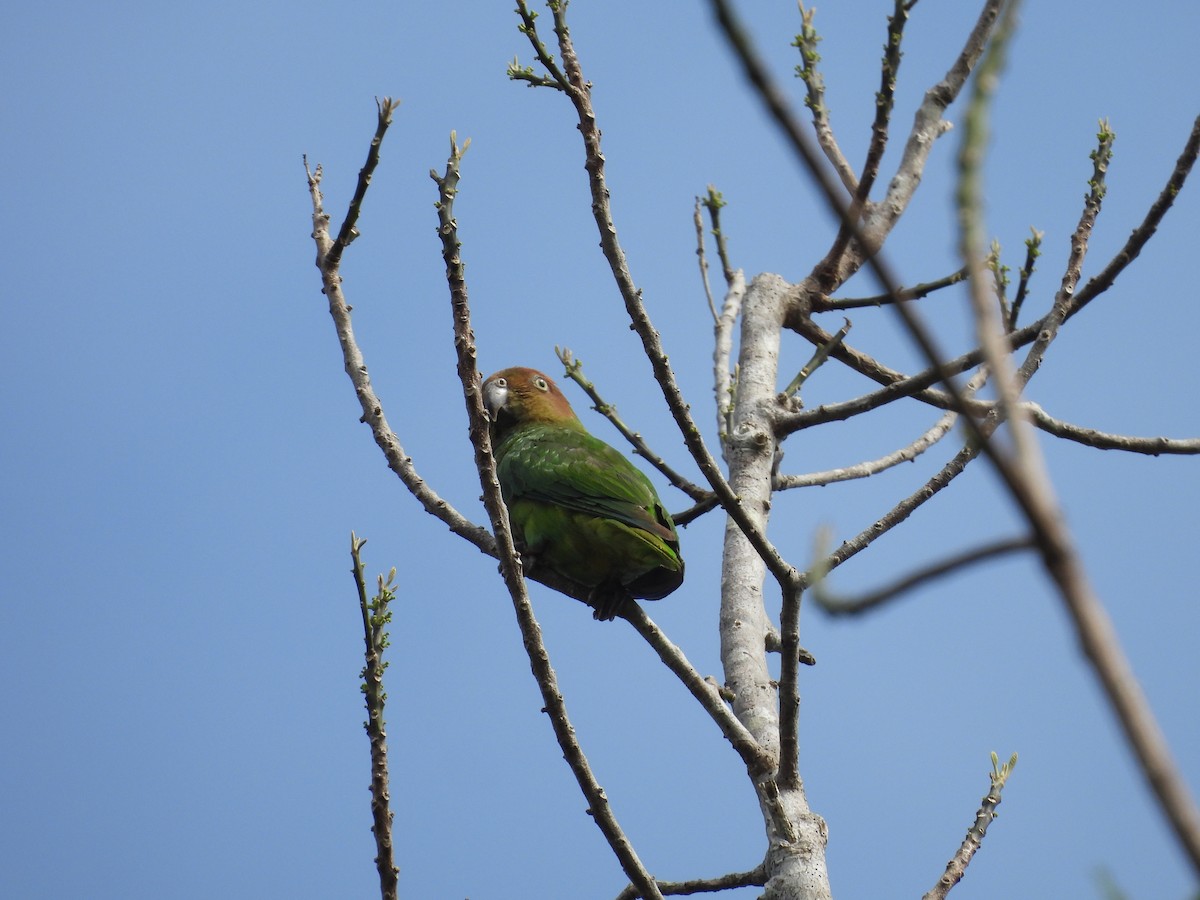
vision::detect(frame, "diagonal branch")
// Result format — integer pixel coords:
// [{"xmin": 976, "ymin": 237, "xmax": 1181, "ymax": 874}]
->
[
  {"xmin": 923, "ymin": 753, "xmax": 1018, "ymax": 900},
  {"xmin": 434, "ymin": 134, "xmax": 664, "ymax": 900},
  {"xmin": 1014, "ymin": 120, "xmax": 1114, "ymax": 385},
  {"xmin": 517, "ymin": 1, "xmax": 799, "ymax": 591},
  {"xmin": 815, "ymin": 536, "xmax": 1033, "ymax": 617},
  {"xmin": 556, "ymin": 348, "xmax": 710, "ymax": 502},
  {"xmin": 775, "ymin": 401, "xmax": 964, "ymax": 490},
  {"xmin": 326, "ymin": 97, "xmax": 400, "ymax": 270},
  {"xmin": 1066, "ymin": 114, "xmax": 1200, "ymax": 322},
  {"xmin": 807, "ymin": 436, "xmax": 986, "ymax": 587},
  {"xmin": 621, "ymin": 604, "xmax": 773, "ymax": 776}
]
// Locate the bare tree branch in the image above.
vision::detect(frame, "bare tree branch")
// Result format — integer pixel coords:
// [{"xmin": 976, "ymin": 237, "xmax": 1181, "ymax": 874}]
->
[
  {"xmin": 614, "ymin": 863, "xmax": 767, "ymax": 900},
  {"xmin": 693, "ymin": 196, "xmax": 720, "ymax": 324},
  {"xmin": 702, "ymin": 186, "xmax": 738, "ymax": 289},
  {"xmin": 820, "ymin": 264, "xmax": 969, "ymax": 310},
  {"xmin": 808, "ymin": 437, "xmax": 985, "ymax": 586},
  {"xmin": 620, "ymin": 604, "xmax": 773, "ymax": 776},
  {"xmin": 702, "ymin": 188, "xmax": 744, "ymax": 452},
  {"xmin": 791, "ymin": 3, "xmax": 859, "ymax": 195},
  {"xmin": 815, "ymin": 0, "xmax": 915, "ymax": 277},
  {"xmin": 857, "ymin": 0, "xmax": 910, "ymax": 204},
  {"xmin": 863, "ymin": 0, "xmax": 1004, "ymax": 259},
  {"xmin": 774, "ymin": 402, "xmax": 962, "ymax": 490},
  {"xmin": 1066, "ymin": 113, "xmax": 1200, "ymax": 322},
  {"xmin": 670, "ymin": 495, "xmax": 719, "ymax": 527},
  {"xmin": 555, "ymin": 348, "xmax": 710, "ymax": 501},
  {"xmin": 1007, "ymin": 228, "xmax": 1043, "ymax": 330},
  {"xmin": 326, "ymin": 97, "xmax": 399, "ymax": 271},
  {"xmin": 815, "ymin": 536, "xmax": 1033, "ymax": 617},
  {"xmin": 433, "ymin": 135, "xmax": 665, "ymax": 900},
  {"xmin": 778, "ymin": 315, "xmax": 1044, "ymax": 434},
  {"xmin": 721, "ymin": 274, "xmax": 829, "ymax": 896},
  {"xmin": 350, "ymin": 534, "xmax": 399, "ymax": 900},
  {"xmin": 1014, "ymin": 120, "xmax": 1114, "ymax": 385},
  {"xmin": 1025, "ymin": 404, "xmax": 1200, "ymax": 455},
  {"xmin": 923, "ymin": 753, "xmax": 1018, "ymax": 900},
  {"xmin": 777, "ymin": 580, "xmax": 803, "ymax": 789},
  {"xmin": 510, "ymin": 3, "xmax": 569, "ymax": 89}
]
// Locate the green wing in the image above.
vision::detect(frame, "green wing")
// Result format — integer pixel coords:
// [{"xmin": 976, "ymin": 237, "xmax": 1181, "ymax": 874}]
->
[{"xmin": 495, "ymin": 424, "xmax": 677, "ymax": 542}]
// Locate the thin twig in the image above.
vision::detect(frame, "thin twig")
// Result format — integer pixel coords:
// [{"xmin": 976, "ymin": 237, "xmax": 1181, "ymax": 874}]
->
[
  {"xmin": 821, "ymin": 264, "xmax": 969, "ymax": 310},
  {"xmin": 669, "ymin": 495, "xmax": 719, "ymax": 527},
  {"xmin": 433, "ymin": 135, "xmax": 664, "ymax": 900},
  {"xmin": 326, "ymin": 98, "xmax": 400, "ymax": 270},
  {"xmin": 620, "ymin": 604, "xmax": 773, "ymax": 776},
  {"xmin": 989, "ymin": 240, "xmax": 1011, "ymax": 327},
  {"xmin": 817, "ymin": 0, "xmax": 913, "ymax": 274},
  {"xmin": 857, "ymin": 0, "xmax": 909, "ymax": 205},
  {"xmin": 1008, "ymin": 228, "xmax": 1043, "ymax": 330},
  {"xmin": 509, "ymin": 3, "xmax": 569, "ymax": 89},
  {"xmin": 613, "ymin": 863, "xmax": 767, "ymax": 900},
  {"xmin": 815, "ymin": 536, "xmax": 1033, "ymax": 616},
  {"xmin": 792, "ymin": 2, "xmax": 859, "ymax": 195},
  {"xmin": 1066, "ymin": 114, "xmax": 1200, "ymax": 323},
  {"xmin": 923, "ymin": 753, "xmax": 1018, "ymax": 900},
  {"xmin": 861, "ymin": 0, "xmax": 1004, "ymax": 260},
  {"xmin": 694, "ymin": 197, "xmax": 719, "ymax": 324},
  {"xmin": 702, "ymin": 186, "xmax": 737, "ymax": 288},
  {"xmin": 556, "ymin": 348, "xmax": 710, "ymax": 501},
  {"xmin": 765, "ymin": 628, "xmax": 818, "ymax": 666},
  {"xmin": 806, "ymin": 438, "xmax": 985, "ymax": 587},
  {"xmin": 704, "ymin": 188, "xmax": 743, "ymax": 451},
  {"xmin": 782, "ymin": 318, "xmax": 851, "ymax": 397},
  {"xmin": 350, "ymin": 534, "xmax": 399, "ymax": 900},
  {"xmin": 1014, "ymin": 120, "xmax": 1114, "ymax": 385},
  {"xmin": 1025, "ymin": 404, "xmax": 1200, "ymax": 455}
]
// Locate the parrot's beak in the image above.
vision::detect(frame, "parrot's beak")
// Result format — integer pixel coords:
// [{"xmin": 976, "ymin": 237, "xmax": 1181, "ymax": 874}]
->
[{"xmin": 482, "ymin": 379, "xmax": 507, "ymax": 422}]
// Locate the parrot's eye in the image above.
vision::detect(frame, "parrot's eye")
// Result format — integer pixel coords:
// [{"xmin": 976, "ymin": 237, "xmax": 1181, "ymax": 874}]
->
[
  {"xmin": 533, "ymin": 377, "xmax": 549, "ymax": 392},
  {"xmin": 495, "ymin": 377, "xmax": 507, "ymax": 388}
]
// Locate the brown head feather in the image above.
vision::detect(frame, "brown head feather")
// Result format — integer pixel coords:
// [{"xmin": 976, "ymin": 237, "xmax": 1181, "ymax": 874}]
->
[{"xmin": 483, "ymin": 367, "xmax": 582, "ymax": 440}]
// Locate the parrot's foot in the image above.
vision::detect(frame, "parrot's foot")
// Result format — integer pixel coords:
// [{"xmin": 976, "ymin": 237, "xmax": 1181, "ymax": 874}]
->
[{"xmin": 588, "ymin": 585, "xmax": 632, "ymax": 622}]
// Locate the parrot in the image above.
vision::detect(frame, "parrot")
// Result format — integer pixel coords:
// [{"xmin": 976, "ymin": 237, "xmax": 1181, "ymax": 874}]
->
[{"xmin": 482, "ymin": 366, "xmax": 684, "ymax": 620}]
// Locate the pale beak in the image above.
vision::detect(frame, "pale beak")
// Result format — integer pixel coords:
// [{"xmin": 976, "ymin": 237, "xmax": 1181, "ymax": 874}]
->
[{"xmin": 482, "ymin": 379, "xmax": 507, "ymax": 422}]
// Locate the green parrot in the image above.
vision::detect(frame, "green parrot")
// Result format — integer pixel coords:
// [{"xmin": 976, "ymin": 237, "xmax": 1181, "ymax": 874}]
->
[{"xmin": 482, "ymin": 366, "xmax": 684, "ymax": 620}]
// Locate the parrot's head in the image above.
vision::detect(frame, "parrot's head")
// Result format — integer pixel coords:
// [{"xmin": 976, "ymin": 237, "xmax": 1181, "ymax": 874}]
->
[{"xmin": 483, "ymin": 367, "xmax": 582, "ymax": 440}]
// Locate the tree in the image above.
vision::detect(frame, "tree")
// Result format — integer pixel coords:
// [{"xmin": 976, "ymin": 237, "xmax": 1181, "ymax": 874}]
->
[{"xmin": 304, "ymin": 2, "xmax": 1199, "ymax": 897}]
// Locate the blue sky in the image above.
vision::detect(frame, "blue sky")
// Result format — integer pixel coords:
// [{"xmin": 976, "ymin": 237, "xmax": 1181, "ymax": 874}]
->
[{"xmin": 3, "ymin": 2, "xmax": 1198, "ymax": 898}]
